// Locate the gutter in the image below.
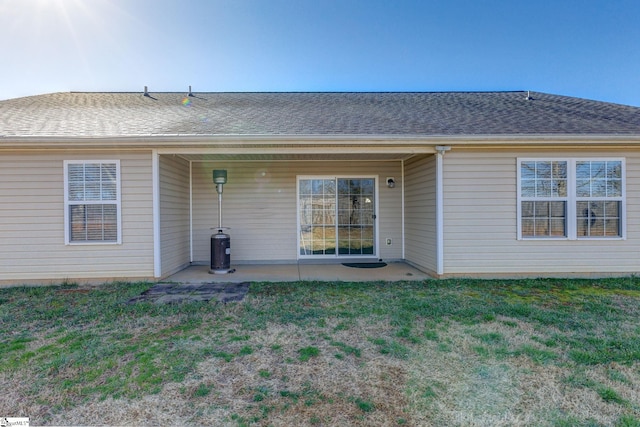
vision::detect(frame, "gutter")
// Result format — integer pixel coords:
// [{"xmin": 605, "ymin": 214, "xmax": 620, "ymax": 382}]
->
[{"xmin": 1, "ymin": 133, "xmax": 640, "ymax": 149}]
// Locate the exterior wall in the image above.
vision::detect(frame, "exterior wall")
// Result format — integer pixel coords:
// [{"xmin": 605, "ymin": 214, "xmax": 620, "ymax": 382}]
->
[
  {"xmin": 191, "ymin": 161, "xmax": 403, "ymax": 263},
  {"xmin": 0, "ymin": 151, "xmax": 154, "ymax": 284},
  {"xmin": 404, "ymin": 154, "xmax": 437, "ymax": 274},
  {"xmin": 442, "ymin": 149, "xmax": 640, "ymax": 276},
  {"xmin": 160, "ymin": 155, "xmax": 191, "ymax": 276}
]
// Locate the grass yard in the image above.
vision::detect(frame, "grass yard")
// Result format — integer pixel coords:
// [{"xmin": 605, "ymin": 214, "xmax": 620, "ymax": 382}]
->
[{"xmin": 1, "ymin": 278, "xmax": 640, "ymax": 426}]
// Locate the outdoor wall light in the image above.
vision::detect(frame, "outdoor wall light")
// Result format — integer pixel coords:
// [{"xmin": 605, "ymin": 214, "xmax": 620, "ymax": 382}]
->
[{"xmin": 386, "ymin": 177, "xmax": 396, "ymax": 188}]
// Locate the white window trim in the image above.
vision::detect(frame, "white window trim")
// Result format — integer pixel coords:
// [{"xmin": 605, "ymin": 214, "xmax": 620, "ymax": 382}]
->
[
  {"xmin": 517, "ymin": 158, "xmax": 626, "ymax": 241},
  {"xmin": 64, "ymin": 160, "xmax": 122, "ymax": 245}
]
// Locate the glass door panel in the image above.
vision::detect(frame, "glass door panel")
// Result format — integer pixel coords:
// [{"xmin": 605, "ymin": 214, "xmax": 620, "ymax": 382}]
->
[
  {"xmin": 299, "ymin": 179, "xmax": 336, "ymax": 255},
  {"xmin": 337, "ymin": 178, "xmax": 375, "ymax": 255},
  {"xmin": 299, "ymin": 177, "xmax": 375, "ymax": 257}
]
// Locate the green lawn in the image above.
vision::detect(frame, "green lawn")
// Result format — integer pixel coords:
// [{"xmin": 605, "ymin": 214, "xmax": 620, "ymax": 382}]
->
[{"xmin": 1, "ymin": 278, "xmax": 640, "ymax": 426}]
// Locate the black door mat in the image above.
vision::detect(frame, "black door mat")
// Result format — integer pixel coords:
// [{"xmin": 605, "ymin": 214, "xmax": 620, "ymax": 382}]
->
[
  {"xmin": 342, "ymin": 262, "xmax": 387, "ymax": 268},
  {"xmin": 126, "ymin": 282, "xmax": 250, "ymax": 304}
]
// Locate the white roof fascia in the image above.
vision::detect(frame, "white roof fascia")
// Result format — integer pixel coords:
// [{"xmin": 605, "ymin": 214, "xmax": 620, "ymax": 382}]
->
[{"xmin": 1, "ymin": 134, "xmax": 639, "ymax": 150}]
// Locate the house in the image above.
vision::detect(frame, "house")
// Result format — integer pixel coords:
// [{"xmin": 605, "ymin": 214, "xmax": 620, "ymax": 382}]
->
[{"xmin": 1, "ymin": 90, "xmax": 639, "ymax": 284}]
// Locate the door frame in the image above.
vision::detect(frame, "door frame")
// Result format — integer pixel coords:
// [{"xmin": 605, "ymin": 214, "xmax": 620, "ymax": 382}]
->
[{"xmin": 297, "ymin": 175, "xmax": 380, "ymax": 260}]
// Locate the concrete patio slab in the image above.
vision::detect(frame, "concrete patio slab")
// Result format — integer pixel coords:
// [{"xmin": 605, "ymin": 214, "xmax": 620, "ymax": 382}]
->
[{"xmin": 164, "ymin": 262, "xmax": 430, "ymax": 284}]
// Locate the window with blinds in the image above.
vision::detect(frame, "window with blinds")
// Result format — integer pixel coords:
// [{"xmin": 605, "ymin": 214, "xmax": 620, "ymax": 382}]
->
[
  {"xmin": 64, "ymin": 161, "xmax": 121, "ymax": 244},
  {"xmin": 518, "ymin": 158, "xmax": 624, "ymax": 240}
]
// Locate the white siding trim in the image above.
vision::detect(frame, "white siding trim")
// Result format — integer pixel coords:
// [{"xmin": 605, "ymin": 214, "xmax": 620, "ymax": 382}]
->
[{"xmin": 152, "ymin": 149, "xmax": 161, "ymax": 278}]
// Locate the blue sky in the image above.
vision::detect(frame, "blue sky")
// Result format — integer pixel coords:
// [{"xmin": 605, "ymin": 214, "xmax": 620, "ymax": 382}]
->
[{"xmin": 2, "ymin": 0, "xmax": 639, "ymax": 106}]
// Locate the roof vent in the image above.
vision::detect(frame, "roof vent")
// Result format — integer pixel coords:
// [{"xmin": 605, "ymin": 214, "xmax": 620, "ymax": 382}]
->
[
  {"xmin": 144, "ymin": 86, "xmax": 150, "ymax": 97},
  {"xmin": 188, "ymin": 85, "xmax": 193, "ymax": 96},
  {"xmin": 525, "ymin": 90, "xmax": 533, "ymax": 101}
]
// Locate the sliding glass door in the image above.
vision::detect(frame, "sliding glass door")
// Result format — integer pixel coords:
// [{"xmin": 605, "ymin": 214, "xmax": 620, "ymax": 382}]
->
[{"xmin": 299, "ymin": 177, "xmax": 376, "ymax": 257}]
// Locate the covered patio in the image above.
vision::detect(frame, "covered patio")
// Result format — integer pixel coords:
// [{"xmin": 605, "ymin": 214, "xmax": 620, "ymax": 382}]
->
[{"xmin": 156, "ymin": 147, "xmax": 440, "ymax": 280}]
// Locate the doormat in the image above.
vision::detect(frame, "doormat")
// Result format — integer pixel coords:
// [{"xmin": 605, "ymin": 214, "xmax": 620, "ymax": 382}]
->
[
  {"xmin": 126, "ymin": 282, "xmax": 250, "ymax": 305},
  {"xmin": 342, "ymin": 262, "xmax": 387, "ymax": 269}
]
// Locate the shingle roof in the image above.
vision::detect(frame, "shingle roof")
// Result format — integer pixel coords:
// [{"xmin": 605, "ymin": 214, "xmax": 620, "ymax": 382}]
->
[{"xmin": 0, "ymin": 91, "xmax": 638, "ymax": 138}]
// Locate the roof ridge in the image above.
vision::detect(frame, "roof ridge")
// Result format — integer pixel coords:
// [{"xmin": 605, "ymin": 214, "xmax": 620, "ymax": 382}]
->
[{"xmin": 66, "ymin": 90, "xmax": 531, "ymax": 95}]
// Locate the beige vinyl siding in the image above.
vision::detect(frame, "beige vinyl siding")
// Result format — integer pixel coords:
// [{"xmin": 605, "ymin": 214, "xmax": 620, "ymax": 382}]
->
[
  {"xmin": 404, "ymin": 154, "xmax": 437, "ymax": 274},
  {"xmin": 160, "ymin": 155, "xmax": 191, "ymax": 276},
  {"xmin": 443, "ymin": 149, "xmax": 640, "ymax": 275},
  {"xmin": 0, "ymin": 151, "xmax": 154, "ymax": 283},
  {"xmin": 191, "ymin": 161, "xmax": 402, "ymax": 263}
]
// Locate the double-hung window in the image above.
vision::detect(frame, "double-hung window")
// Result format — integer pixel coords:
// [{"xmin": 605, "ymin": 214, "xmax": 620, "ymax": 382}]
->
[
  {"xmin": 64, "ymin": 160, "xmax": 121, "ymax": 244},
  {"xmin": 518, "ymin": 158, "xmax": 624, "ymax": 240}
]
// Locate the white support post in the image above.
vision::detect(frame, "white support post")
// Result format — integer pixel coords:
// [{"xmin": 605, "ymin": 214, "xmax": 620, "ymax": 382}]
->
[
  {"xmin": 401, "ymin": 159, "xmax": 405, "ymax": 260},
  {"xmin": 189, "ymin": 160, "xmax": 193, "ymax": 263},
  {"xmin": 435, "ymin": 146, "xmax": 451, "ymax": 276},
  {"xmin": 152, "ymin": 150, "xmax": 161, "ymax": 278}
]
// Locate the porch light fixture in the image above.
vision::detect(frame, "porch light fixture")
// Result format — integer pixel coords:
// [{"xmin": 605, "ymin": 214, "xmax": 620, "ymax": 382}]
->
[{"xmin": 386, "ymin": 177, "xmax": 396, "ymax": 188}]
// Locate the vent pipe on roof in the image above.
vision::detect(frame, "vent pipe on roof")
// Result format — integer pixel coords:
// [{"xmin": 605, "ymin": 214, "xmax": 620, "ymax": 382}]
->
[
  {"xmin": 525, "ymin": 90, "xmax": 533, "ymax": 101},
  {"xmin": 188, "ymin": 85, "xmax": 193, "ymax": 96},
  {"xmin": 144, "ymin": 86, "xmax": 150, "ymax": 97}
]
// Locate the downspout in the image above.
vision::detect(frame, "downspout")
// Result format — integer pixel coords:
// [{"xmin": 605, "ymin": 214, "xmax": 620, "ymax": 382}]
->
[
  {"xmin": 152, "ymin": 150, "xmax": 162, "ymax": 278},
  {"xmin": 435, "ymin": 146, "xmax": 451, "ymax": 276}
]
